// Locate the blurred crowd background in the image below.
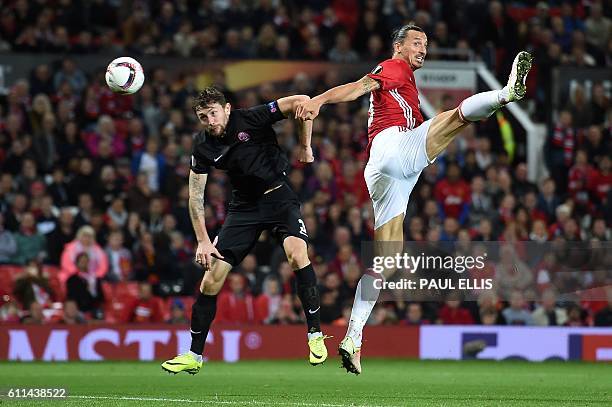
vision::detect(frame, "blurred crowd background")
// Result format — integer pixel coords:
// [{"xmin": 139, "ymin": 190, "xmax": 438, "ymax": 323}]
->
[{"xmin": 0, "ymin": 0, "xmax": 610, "ymax": 328}]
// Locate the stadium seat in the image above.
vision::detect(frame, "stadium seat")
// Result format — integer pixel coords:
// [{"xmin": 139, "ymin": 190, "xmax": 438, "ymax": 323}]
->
[
  {"xmin": 103, "ymin": 282, "xmax": 139, "ymax": 323},
  {"xmin": 115, "ymin": 282, "xmax": 140, "ymax": 298},
  {"xmin": 0, "ymin": 266, "xmax": 24, "ymax": 296},
  {"xmin": 43, "ymin": 266, "xmax": 65, "ymax": 302},
  {"xmin": 101, "ymin": 281, "xmax": 115, "ymax": 301}
]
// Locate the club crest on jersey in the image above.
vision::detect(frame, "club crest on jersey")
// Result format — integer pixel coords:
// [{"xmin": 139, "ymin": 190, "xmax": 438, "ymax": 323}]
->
[
  {"xmin": 371, "ymin": 65, "xmax": 383, "ymax": 74},
  {"xmin": 267, "ymin": 101, "xmax": 277, "ymax": 113},
  {"xmin": 237, "ymin": 131, "xmax": 250, "ymax": 142}
]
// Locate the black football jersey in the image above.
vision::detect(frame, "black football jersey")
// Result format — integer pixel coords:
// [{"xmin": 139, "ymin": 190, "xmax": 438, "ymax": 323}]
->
[{"xmin": 191, "ymin": 101, "xmax": 289, "ymax": 206}]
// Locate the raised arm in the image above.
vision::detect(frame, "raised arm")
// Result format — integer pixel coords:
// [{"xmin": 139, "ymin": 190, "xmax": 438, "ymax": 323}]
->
[
  {"xmin": 277, "ymin": 94, "xmax": 314, "ymax": 163},
  {"xmin": 295, "ymin": 76, "xmax": 380, "ymax": 120},
  {"xmin": 189, "ymin": 170, "xmax": 223, "ymax": 269}
]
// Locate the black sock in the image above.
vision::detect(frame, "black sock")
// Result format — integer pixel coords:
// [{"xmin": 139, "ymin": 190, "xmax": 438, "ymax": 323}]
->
[
  {"xmin": 294, "ymin": 264, "xmax": 321, "ymax": 334},
  {"xmin": 190, "ymin": 293, "xmax": 217, "ymax": 355}
]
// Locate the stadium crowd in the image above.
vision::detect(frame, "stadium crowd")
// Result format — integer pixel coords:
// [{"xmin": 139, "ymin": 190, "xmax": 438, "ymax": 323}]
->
[{"xmin": 0, "ymin": 0, "xmax": 610, "ymax": 328}]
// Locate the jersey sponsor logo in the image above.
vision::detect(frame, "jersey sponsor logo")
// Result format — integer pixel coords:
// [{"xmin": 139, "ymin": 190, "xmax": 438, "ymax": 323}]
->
[
  {"xmin": 371, "ymin": 65, "xmax": 383, "ymax": 75},
  {"xmin": 237, "ymin": 131, "xmax": 250, "ymax": 142},
  {"xmin": 267, "ymin": 101, "xmax": 277, "ymax": 113}
]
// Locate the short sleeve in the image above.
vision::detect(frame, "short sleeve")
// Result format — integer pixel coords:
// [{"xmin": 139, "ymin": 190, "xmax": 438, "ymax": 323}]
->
[
  {"xmin": 190, "ymin": 153, "xmax": 209, "ymax": 174},
  {"xmin": 190, "ymin": 132, "xmax": 210, "ymax": 174},
  {"xmin": 366, "ymin": 60, "xmax": 405, "ymax": 91},
  {"xmin": 240, "ymin": 101, "xmax": 286, "ymax": 127}
]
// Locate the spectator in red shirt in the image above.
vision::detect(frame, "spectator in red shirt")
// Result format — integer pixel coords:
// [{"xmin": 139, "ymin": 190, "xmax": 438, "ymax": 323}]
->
[
  {"xmin": 568, "ymin": 149, "xmax": 598, "ymax": 214},
  {"xmin": 569, "ymin": 149, "xmax": 598, "ymax": 196},
  {"xmin": 217, "ymin": 273, "xmax": 261, "ymax": 323},
  {"xmin": 337, "ymin": 160, "xmax": 369, "ymax": 205},
  {"xmin": 255, "ymin": 276, "xmax": 282, "ymax": 324},
  {"xmin": 328, "ymin": 244, "xmax": 360, "ymax": 278},
  {"xmin": 434, "ymin": 162, "xmax": 470, "ymax": 223},
  {"xmin": 130, "ymin": 282, "xmax": 163, "ymax": 323},
  {"xmin": 591, "ymin": 156, "xmax": 611, "ymax": 205},
  {"xmin": 13, "ymin": 262, "xmax": 54, "ymax": 310},
  {"xmin": 437, "ymin": 294, "xmax": 474, "ymax": 325}
]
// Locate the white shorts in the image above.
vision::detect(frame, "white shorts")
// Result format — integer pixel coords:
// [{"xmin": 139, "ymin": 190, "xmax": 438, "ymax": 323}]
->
[{"xmin": 364, "ymin": 120, "xmax": 435, "ymax": 229}]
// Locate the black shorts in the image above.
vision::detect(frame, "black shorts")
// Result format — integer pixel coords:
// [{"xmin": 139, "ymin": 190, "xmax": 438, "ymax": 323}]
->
[{"xmin": 215, "ymin": 183, "xmax": 308, "ymax": 266}]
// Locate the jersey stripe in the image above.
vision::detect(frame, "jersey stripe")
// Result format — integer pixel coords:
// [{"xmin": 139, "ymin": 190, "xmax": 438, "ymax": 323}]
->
[
  {"xmin": 388, "ymin": 89, "xmax": 409, "ymax": 128},
  {"xmin": 389, "ymin": 89, "xmax": 415, "ymax": 129},
  {"xmin": 391, "ymin": 89, "xmax": 415, "ymax": 129},
  {"xmin": 368, "ymin": 93, "xmax": 374, "ymax": 128},
  {"xmin": 396, "ymin": 88, "xmax": 415, "ymax": 128}
]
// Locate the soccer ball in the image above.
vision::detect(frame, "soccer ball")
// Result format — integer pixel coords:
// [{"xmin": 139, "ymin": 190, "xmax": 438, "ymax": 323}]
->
[{"xmin": 105, "ymin": 57, "xmax": 145, "ymax": 94}]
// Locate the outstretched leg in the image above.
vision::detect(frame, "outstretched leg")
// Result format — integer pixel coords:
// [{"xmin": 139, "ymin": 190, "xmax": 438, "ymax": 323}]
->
[
  {"xmin": 426, "ymin": 51, "xmax": 532, "ymax": 160},
  {"xmin": 340, "ymin": 51, "xmax": 533, "ymax": 375}
]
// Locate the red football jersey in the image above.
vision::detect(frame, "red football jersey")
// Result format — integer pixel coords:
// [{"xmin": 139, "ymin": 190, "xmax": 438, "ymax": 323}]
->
[
  {"xmin": 366, "ymin": 58, "xmax": 424, "ymax": 144},
  {"xmin": 591, "ymin": 170, "xmax": 612, "ymax": 201},
  {"xmin": 434, "ymin": 178, "xmax": 470, "ymax": 219}
]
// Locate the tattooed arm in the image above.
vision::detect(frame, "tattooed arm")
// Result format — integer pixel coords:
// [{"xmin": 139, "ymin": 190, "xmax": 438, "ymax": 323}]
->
[
  {"xmin": 294, "ymin": 76, "xmax": 380, "ymax": 120},
  {"xmin": 189, "ymin": 170, "xmax": 223, "ymax": 269}
]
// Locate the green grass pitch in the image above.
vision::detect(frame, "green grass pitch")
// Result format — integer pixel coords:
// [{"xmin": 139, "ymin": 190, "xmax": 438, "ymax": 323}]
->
[{"xmin": 0, "ymin": 359, "xmax": 610, "ymax": 406}]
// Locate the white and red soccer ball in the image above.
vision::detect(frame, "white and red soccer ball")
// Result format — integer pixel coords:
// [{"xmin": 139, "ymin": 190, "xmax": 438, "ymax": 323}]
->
[{"xmin": 105, "ymin": 57, "xmax": 145, "ymax": 94}]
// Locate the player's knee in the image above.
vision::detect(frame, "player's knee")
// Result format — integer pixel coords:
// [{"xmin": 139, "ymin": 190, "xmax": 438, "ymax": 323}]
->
[
  {"xmin": 284, "ymin": 237, "xmax": 307, "ymax": 269},
  {"xmin": 286, "ymin": 246, "xmax": 308, "ymax": 270},
  {"xmin": 201, "ymin": 272, "xmax": 222, "ymax": 295}
]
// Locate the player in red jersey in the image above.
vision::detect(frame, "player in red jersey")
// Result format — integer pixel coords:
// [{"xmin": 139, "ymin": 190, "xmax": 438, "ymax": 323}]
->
[{"xmin": 295, "ymin": 24, "xmax": 533, "ymax": 374}]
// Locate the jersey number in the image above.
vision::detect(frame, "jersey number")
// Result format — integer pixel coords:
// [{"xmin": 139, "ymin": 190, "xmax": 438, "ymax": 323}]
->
[{"xmin": 298, "ymin": 219, "xmax": 308, "ymax": 237}]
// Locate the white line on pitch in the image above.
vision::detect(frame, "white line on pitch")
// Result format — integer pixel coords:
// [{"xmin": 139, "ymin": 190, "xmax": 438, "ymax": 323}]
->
[{"xmin": 69, "ymin": 395, "xmax": 386, "ymax": 407}]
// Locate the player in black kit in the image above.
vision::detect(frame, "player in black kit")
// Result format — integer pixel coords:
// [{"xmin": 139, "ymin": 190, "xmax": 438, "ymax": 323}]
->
[{"xmin": 162, "ymin": 87, "xmax": 327, "ymax": 375}]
